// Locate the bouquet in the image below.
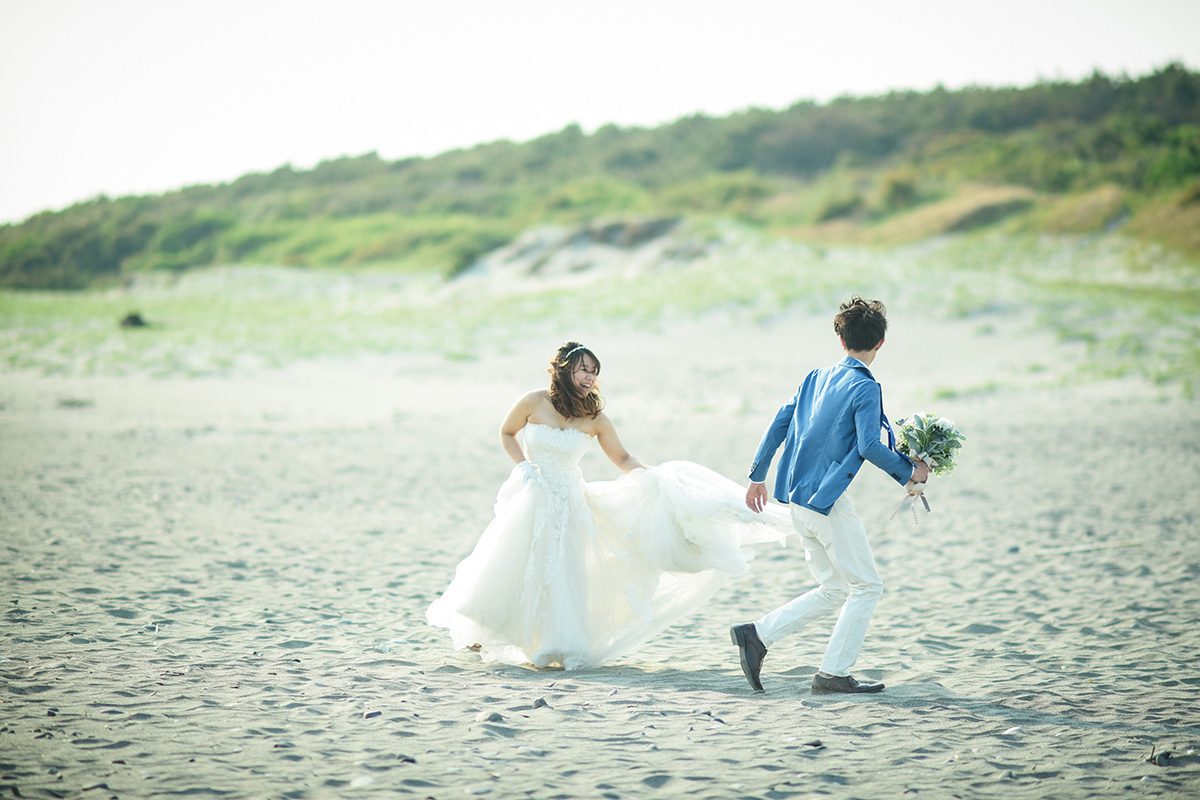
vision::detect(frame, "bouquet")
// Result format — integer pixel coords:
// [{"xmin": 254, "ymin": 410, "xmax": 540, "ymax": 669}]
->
[{"xmin": 890, "ymin": 412, "xmax": 965, "ymax": 523}]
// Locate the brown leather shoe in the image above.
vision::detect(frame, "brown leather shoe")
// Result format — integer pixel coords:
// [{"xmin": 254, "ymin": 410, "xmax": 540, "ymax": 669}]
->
[
  {"xmin": 730, "ymin": 623, "xmax": 767, "ymax": 693},
  {"xmin": 811, "ymin": 673, "xmax": 885, "ymax": 694}
]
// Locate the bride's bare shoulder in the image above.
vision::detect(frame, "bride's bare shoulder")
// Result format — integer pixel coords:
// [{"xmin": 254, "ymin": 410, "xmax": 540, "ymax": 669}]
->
[
  {"xmin": 590, "ymin": 410, "xmax": 617, "ymax": 433},
  {"xmin": 506, "ymin": 389, "xmax": 552, "ymax": 419},
  {"xmin": 525, "ymin": 389, "xmax": 553, "ymax": 407},
  {"xmin": 512, "ymin": 388, "xmax": 549, "ymax": 405}
]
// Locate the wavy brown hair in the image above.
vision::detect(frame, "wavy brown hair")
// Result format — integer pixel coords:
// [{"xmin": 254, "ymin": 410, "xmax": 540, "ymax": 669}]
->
[
  {"xmin": 834, "ymin": 296, "xmax": 888, "ymax": 351},
  {"xmin": 547, "ymin": 341, "xmax": 604, "ymax": 420}
]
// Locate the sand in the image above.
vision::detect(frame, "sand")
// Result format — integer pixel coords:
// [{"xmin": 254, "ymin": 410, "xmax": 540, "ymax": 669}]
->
[{"xmin": 2, "ymin": 310, "xmax": 1199, "ymax": 799}]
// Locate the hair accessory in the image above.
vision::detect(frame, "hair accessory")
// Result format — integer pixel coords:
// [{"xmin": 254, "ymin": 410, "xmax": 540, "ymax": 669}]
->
[{"xmin": 563, "ymin": 344, "xmax": 587, "ymax": 359}]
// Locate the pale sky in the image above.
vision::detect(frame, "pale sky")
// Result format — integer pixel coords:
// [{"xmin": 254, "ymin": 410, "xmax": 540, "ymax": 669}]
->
[{"xmin": 2, "ymin": 0, "xmax": 1198, "ymax": 225}]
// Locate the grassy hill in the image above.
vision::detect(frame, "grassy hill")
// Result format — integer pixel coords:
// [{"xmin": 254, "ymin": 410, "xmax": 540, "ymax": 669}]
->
[{"xmin": 2, "ymin": 63, "xmax": 1199, "ymax": 290}]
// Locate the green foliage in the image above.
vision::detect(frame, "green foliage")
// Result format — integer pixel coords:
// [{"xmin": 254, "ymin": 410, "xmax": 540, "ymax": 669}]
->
[
  {"xmin": 815, "ymin": 191, "xmax": 865, "ymax": 222},
  {"xmin": 877, "ymin": 169, "xmax": 920, "ymax": 211},
  {"xmin": 1180, "ymin": 179, "xmax": 1200, "ymax": 207},
  {"xmin": 4, "ymin": 63, "xmax": 1200, "ymax": 289},
  {"xmin": 4, "ymin": 231, "xmax": 1194, "ymax": 398},
  {"xmin": 1144, "ymin": 125, "xmax": 1200, "ymax": 188},
  {"xmin": 124, "ymin": 208, "xmax": 236, "ymax": 273},
  {"xmin": 534, "ymin": 176, "xmax": 650, "ymax": 219},
  {"xmin": 216, "ymin": 214, "xmax": 517, "ymax": 274},
  {"xmin": 655, "ymin": 171, "xmax": 778, "ymax": 217}
]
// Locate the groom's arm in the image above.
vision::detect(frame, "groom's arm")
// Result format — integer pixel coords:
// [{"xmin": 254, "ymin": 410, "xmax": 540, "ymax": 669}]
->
[
  {"xmin": 747, "ymin": 392, "xmax": 797, "ymax": 484},
  {"xmin": 853, "ymin": 383, "xmax": 915, "ymax": 485}
]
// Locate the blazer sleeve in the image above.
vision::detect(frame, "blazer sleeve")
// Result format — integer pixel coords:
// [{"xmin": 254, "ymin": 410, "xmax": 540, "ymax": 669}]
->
[
  {"xmin": 748, "ymin": 390, "xmax": 797, "ymax": 483},
  {"xmin": 853, "ymin": 383, "xmax": 915, "ymax": 485}
]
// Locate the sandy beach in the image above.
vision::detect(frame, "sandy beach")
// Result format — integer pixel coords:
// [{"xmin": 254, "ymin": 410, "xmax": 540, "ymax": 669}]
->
[{"xmin": 3, "ymin": 301, "xmax": 1200, "ymax": 799}]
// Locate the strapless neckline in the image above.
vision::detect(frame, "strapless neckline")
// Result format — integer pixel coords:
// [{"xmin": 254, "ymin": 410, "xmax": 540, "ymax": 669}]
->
[{"xmin": 526, "ymin": 422, "xmax": 592, "ymax": 438}]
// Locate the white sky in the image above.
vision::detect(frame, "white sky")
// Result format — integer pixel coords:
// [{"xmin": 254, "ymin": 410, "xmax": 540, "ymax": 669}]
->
[{"xmin": 2, "ymin": 0, "xmax": 1198, "ymax": 225}]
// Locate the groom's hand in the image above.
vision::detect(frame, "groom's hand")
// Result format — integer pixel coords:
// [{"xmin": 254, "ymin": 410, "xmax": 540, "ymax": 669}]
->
[
  {"xmin": 912, "ymin": 460, "xmax": 931, "ymax": 484},
  {"xmin": 746, "ymin": 481, "xmax": 768, "ymax": 513}
]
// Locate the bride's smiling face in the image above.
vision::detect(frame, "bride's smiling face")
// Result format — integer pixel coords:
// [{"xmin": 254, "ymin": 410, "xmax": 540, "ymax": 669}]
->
[{"xmin": 571, "ymin": 354, "xmax": 599, "ymax": 396}]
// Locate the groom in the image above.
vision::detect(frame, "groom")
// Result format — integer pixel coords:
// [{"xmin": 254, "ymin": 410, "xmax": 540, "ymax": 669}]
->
[{"xmin": 731, "ymin": 296, "xmax": 929, "ymax": 695}]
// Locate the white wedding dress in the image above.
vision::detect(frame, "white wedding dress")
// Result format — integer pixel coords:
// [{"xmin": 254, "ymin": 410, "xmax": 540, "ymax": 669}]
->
[{"xmin": 426, "ymin": 423, "xmax": 790, "ymax": 669}]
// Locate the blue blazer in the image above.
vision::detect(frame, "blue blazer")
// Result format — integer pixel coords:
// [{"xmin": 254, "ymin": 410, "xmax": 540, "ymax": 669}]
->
[{"xmin": 748, "ymin": 357, "xmax": 915, "ymax": 515}]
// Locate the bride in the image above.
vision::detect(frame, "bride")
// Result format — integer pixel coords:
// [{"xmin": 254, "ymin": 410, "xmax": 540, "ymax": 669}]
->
[{"xmin": 426, "ymin": 341, "xmax": 788, "ymax": 669}]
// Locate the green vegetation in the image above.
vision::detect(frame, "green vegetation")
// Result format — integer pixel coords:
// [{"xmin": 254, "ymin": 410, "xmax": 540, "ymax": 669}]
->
[
  {"xmin": 2, "ymin": 226, "xmax": 1197, "ymax": 398},
  {"xmin": 3, "ymin": 64, "xmax": 1200, "ymax": 289}
]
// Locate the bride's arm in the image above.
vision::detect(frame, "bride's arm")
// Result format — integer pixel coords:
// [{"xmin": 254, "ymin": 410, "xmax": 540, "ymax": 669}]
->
[
  {"xmin": 499, "ymin": 391, "xmax": 540, "ymax": 464},
  {"xmin": 595, "ymin": 413, "xmax": 648, "ymax": 473}
]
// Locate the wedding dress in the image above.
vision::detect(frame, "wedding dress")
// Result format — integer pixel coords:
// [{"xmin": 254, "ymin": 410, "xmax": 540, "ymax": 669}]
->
[{"xmin": 426, "ymin": 423, "xmax": 789, "ymax": 669}]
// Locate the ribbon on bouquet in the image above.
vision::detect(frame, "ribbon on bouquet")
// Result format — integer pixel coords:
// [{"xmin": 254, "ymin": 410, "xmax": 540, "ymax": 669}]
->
[
  {"xmin": 890, "ymin": 480, "xmax": 931, "ymax": 523},
  {"xmin": 890, "ymin": 452, "xmax": 934, "ymax": 524}
]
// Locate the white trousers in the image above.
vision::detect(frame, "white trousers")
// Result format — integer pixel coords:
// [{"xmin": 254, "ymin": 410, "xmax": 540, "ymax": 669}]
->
[{"xmin": 753, "ymin": 495, "xmax": 883, "ymax": 677}]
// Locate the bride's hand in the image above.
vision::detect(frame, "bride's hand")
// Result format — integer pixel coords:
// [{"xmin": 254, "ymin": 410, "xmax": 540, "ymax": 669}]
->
[{"xmin": 517, "ymin": 461, "xmax": 539, "ymax": 484}]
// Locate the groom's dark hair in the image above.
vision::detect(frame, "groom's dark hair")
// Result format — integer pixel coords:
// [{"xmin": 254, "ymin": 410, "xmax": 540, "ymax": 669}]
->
[{"xmin": 834, "ymin": 296, "xmax": 888, "ymax": 351}]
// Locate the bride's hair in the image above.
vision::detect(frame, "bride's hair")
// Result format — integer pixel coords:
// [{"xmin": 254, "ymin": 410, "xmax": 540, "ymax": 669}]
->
[
  {"xmin": 834, "ymin": 296, "xmax": 888, "ymax": 351},
  {"xmin": 548, "ymin": 341, "xmax": 604, "ymax": 420}
]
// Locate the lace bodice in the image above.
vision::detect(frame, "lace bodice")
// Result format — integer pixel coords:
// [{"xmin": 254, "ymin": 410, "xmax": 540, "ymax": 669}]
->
[{"xmin": 523, "ymin": 423, "xmax": 592, "ymax": 475}]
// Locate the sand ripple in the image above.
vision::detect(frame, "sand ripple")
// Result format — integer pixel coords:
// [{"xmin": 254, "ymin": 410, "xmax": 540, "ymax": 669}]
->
[{"xmin": 2, "ymin": 320, "xmax": 1199, "ymax": 798}]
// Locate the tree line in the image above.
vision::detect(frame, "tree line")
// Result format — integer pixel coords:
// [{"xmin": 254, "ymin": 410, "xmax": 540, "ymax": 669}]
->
[{"xmin": 3, "ymin": 63, "xmax": 1198, "ymax": 289}]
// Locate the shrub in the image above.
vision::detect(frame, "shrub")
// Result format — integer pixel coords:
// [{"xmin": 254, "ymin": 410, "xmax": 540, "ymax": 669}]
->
[
  {"xmin": 657, "ymin": 171, "xmax": 777, "ymax": 216},
  {"xmin": 154, "ymin": 209, "xmax": 235, "ymax": 255},
  {"xmin": 1143, "ymin": 125, "xmax": 1200, "ymax": 188},
  {"xmin": 536, "ymin": 176, "xmax": 649, "ymax": 219},
  {"xmin": 815, "ymin": 191, "xmax": 865, "ymax": 222},
  {"xmin": 878, "ymin": 169, "xmax": 920, "ymax": 211}
]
